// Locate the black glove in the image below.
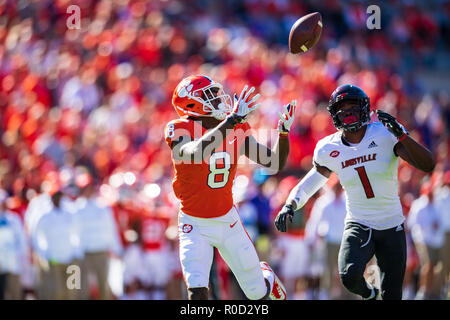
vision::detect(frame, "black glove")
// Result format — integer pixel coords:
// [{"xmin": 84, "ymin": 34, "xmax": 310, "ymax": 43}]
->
[
  {"xmin": 376, "ymin": 110, "xmax": 408, "ymax": 139},
  {"xmin": 274, "ymin": 203, "xmax": 295, "ymax": 233}
]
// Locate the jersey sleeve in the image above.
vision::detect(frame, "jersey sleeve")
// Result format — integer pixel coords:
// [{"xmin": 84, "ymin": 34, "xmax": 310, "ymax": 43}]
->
[
  {"xmin": 376, "ymin": 122, "xmax": 399, "ymax": 157},
  {"xmin": 239, "ymin": 122, "xmax": 251, "ymax": 132},
  {"xmin": 384, "ymin": 123, "xmax": 399, "ymax": 148},
  {"xmin": 235, "ymin": 122, "xmax": 252, "ymax": 140},
  {"xmin": 312, "ymin": 140, "xmax": 329, "ymax": 169},
  {"xmin": 164, "ymin": 119, "xmax": 193, "ymax": 149}
]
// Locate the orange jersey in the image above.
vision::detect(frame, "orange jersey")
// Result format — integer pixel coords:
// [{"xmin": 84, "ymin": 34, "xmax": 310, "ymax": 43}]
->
[{"xmin": 165, "ymin": 117, "xmax": 251, "ymax": 218}]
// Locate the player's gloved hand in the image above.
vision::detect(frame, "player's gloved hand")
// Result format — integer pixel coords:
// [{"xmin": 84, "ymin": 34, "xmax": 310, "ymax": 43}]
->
[
  {"xmin": 278, "ymin": 100, "xmax": 297, "ymax": 134},
  {"xmin": 274, "ymin": 203, "xmax": 295, "ymax": 232},
  {"xmin": 376, "ymin": 110, "xmax": 408, "ymax": 140},
  {"xmin": 228, "ymin": 85, "xmax": 261, "ymax": 124}
]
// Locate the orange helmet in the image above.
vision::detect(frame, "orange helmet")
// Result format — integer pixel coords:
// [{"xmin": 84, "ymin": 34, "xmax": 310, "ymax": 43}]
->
[{"xmin": 172, "ymin": 75, "xmax": 232, "ymax": 120}]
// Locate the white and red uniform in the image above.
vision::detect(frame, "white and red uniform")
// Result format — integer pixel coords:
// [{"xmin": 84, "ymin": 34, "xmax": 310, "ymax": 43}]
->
[
  {"xmin": 277, "ymin": 229, "xmax": 310, "ymax": 280},
  {"xmin": 140, "ymin": 210, "xmax": 171, "ymax": 287},
  {"xmin": 165, "ymin": 117, "xmax": 269, "ymax": 300},
  {"xmin": 313, "ymin": 122, "xmax": 404, "ymax": 230}
]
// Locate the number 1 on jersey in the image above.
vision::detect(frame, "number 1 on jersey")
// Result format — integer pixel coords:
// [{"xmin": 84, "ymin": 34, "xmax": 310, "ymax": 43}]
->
[{"xmin": 354, "ymin": 166, "xmax": 375, "ymax": 199}]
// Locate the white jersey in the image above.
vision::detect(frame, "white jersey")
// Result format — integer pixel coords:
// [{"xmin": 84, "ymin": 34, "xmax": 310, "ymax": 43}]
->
[{"xmin": 313, "ymin": 122, "xmax": 404, "ymax": 230}]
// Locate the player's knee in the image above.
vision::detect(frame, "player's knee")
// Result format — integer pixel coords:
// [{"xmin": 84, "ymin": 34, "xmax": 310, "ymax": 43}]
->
[
  {"xmin": 242, "ymin": 280, "xmax": 268, "ymax": 300},
  {"xmin": 184, "ymin": 272, "xmax": 208, "ymax": 289},
  {"xmin": 339, "ymin": 264, "xmax": 364, "ymax": 291}
]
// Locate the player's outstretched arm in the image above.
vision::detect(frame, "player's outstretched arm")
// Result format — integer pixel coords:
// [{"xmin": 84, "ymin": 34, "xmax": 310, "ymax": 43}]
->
[
  {"xmin": 242, "ymin": 101, "xmax": 296, "ymax": 173},
  {"xmin": 377, "ymin": 110, "xmax": 436, "ymax": 173},
  {"xmin": 174, "ymin": 85, "xmax": 261, "ymax": 161},
  {"xmin": 274, "ymin": 164, "xmax": 330, "ymax": 232}
]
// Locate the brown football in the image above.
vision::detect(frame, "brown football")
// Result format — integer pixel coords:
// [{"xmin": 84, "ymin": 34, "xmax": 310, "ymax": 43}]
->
[{"xmin": 289, "ymin": 12, "xmax": 323, "ymax": 54}]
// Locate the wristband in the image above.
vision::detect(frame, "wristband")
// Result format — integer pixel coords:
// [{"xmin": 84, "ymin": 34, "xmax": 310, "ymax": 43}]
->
[
  {"xmin": 284, "ymin": 203, "xmax": 294, "ymax": 211},
  {"xmin": 227, "ymin": 114, "xmax": 245, "ymax": 126},
  {"xmin": 397, "ymin": 133, "xmax": 407, "ymax": 142},
  {"xmin": 226, "ymin": 115, "xmax": 238, "ymax": 126}
]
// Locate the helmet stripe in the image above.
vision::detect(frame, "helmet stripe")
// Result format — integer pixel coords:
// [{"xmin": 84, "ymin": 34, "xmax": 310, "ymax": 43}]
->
[{"xmin": 201, "ymin": 75, "xmax": 213, "ymax": 83}]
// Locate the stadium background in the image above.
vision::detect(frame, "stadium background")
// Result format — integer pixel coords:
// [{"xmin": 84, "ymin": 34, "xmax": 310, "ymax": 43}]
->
[{"xmin": 0, "ymin": 0, "xmax": 448, "ymax": 300}]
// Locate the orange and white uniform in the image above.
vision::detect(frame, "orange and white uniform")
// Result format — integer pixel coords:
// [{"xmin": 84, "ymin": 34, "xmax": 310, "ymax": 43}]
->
[
  {"xmin": 164, "ymin": 117, "xmax": 269, "ymax": 299},
  {"xmin": 165, "ymin": 117, "xmax": 250, "ymax": 218}
]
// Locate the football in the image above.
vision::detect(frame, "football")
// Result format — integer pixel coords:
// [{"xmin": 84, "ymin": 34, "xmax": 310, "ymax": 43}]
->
[{"xmin": 288, "ymin": 12, "xmax": 323, "ymax": 54}]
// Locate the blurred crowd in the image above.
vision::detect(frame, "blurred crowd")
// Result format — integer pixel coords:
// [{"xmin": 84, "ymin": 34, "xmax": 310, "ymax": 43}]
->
[{"xmin": 0, "ymin": 0, "xmax": 449, "ymax": 300}]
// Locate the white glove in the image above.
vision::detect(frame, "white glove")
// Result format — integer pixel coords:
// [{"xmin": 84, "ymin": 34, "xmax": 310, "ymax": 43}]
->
[
  {"xmin": 278, "ymin": 100, "xmax": 297, "ymax": 133},
  {"xmin": 230, "ymin": 85, "xmax": 261, "ymax": 122}
]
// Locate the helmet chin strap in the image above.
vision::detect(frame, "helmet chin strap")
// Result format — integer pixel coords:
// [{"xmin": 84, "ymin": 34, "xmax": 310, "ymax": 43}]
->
[
  {"xmin": 217, "ymin": 102, "xmax": 232, "ymax": 119},
  {"xmin": 344, "ymin": 125, "xmax": 360, "ymax": 133},
  {"xmin": 214, "ymin": 114, "xmax": 227, "ymax": 120},
  {"xmin": 342, "ymin": 119, "xmax": 369, "ymax": 132},
  {"xmin": 198, "ymin": 107, "xmax": 227, "ymax": 120},
  {"xmin": 212, "ymin": 109, "xmax": 228, "ymax": 120},
  {"xmin": 343, "ymin": 120, "xmax": 361, "ymax": 132}
]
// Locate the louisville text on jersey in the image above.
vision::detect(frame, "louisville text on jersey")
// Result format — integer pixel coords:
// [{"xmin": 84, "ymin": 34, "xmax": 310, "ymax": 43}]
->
[{"xmin": 341, "ymin": 153, "xmax": 377, "ymax": 169}]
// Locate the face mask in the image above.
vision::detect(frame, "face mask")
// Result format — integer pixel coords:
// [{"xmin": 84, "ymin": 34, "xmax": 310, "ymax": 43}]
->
[
  {"xmin": 200, "ymin": 84, "xmax": 232, "ymax": 120},
  {"xmin": 336, "ymin": 105, "xmax": 360, "ymax": 125}
]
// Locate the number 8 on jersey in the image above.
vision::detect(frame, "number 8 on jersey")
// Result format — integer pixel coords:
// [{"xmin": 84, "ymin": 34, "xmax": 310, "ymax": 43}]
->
[{"xmin": 208, "ymin": 152, "xmax": 231, "ymax": 189}]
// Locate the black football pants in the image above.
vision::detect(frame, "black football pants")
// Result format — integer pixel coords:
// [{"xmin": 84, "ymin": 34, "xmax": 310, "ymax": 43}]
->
[
  {"xmin": 338, "ymin": 221, "xmax": 406, "ymax": 300},
  {"xmin": 0, "ymin": 273, "xmax": 6, "ymax": 300}
]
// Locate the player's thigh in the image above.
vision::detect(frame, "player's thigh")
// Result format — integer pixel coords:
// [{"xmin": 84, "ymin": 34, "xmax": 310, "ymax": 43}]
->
[
  {"xmin": 374, "ymin": 226, "xmax": 406, "ymax": 274},
  {"xmin": 218, "ymin": 218, "xmax": 266, "ymax": 300},
  {"xmin": 374, "ymin": 225, "xmax": 406, "ymax": 299},
  {"xmin": 178, "ymin": 215, "xmax": 214, "ymax": 289},
  {"xmin": 338, "ymin": 222, "xmax": 376, "ymax": 277}
]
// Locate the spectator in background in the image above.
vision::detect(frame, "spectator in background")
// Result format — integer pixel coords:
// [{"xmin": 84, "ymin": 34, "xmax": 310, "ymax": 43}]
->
[
  {"xmin": 238, "ymin": 201, "xmax": 259, "ymax": 242},
  {"xmin": 164, "ymin": 223, "xmax": 186, "ymax": 300},
  {"xmin": 305, "ymin": 174, "xmax": 352, "ymax": 300},
  {"xmin": 434, "ymin": 170, "xmax": 450, "ymax": 299},
  {"xmin": 272, "ymin": 176, "xmax": 310, "ymax": 299},
  {"xmin": 24, "ymin": 185, "xmax": 53, "ymax": 240},
  {"xmin": 407, "ymin": 181, "xmax": 445, "ymax": 300},
  {"xmin": 402, "ymin": 225, "xmax": 420, "ymax": 300},
  {"xmin": 24, "ymin": 184, "xmax": 54, "ymax": 300},
  {"xmin": 121, "ymin": 224, "xmax": 148, "ymax": 300},
  {"xmin": 33, "ymin": 190, "xmax": 83, "ymax": 300},
  {"xmin": 250, "ymin": 171, "xmax": 272, "ymax": 236},
  {"xmin": 139, "ymin": 204, "xmax": 172, "ymax": 300},
  {"xmin": 76, "ymin": 182, "xmax": 123, "ymax": 300},
  {"xmin": 0, "ymin": 189, "xmax": 29, "ymax": 300}
]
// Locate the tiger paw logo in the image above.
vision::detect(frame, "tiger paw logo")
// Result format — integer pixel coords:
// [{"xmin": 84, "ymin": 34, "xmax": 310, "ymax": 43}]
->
[
  {"xmin": 182, "ymin": 224, "xmax": 193, "ymax": 233},
  {"xmin": 177, "ymin": 81, "xmax": 198, "ymax": 98}
]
